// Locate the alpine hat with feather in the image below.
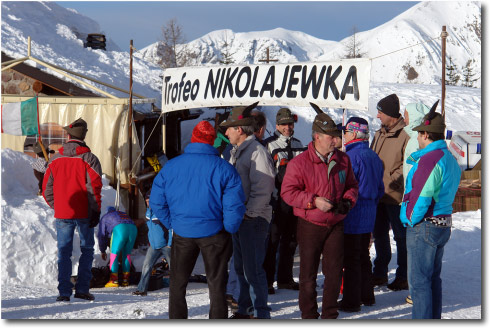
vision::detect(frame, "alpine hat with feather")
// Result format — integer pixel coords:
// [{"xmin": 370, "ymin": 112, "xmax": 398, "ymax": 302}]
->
[
  {"xmin": 219, "ymin": 102, "xmax": 259, "ymax": 128},
  {"xmin": 412, "ymin": 100, "xmax": 445, "ymax": 134},
  {"xmin": 309, "ymin": 102, "xmax": 342, "ymax": 137}
]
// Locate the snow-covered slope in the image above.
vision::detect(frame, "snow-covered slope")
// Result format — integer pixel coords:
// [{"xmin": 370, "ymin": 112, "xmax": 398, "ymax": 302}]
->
[
  {"xmin": 138, "ymin": 1, "xmax": 481, "ymax": 87},
  {"xmin": 1, "ymin": 1, "xmax": 162, "ymax": 101}
]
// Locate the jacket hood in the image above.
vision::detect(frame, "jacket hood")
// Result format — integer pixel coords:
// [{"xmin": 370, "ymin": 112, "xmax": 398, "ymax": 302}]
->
[
  {"xmin": 59, "ymin": 140, "xmax": 90, "ymax": 157},
  {"xmin": 403, "ymin": 103, "xmax": 430, "ymax": 138}
]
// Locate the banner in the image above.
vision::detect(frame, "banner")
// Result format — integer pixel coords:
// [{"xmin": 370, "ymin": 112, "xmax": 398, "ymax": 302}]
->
[
  {"xmin": 161, "ymin": 59, "xmax": 371, "ymax": 113},
  {"xmin": 1, "ymin": 96, "xmax": 38, "ymax": 136}
]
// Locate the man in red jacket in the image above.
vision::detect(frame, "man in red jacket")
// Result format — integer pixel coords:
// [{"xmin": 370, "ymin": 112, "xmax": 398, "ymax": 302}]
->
[
  {"xmin": 43, "ymin": 118, "xmax": 102, "ymax": 302},
  {"xmin": 281, "ymin": 109, "xmax": 358, "ymax": 319}
]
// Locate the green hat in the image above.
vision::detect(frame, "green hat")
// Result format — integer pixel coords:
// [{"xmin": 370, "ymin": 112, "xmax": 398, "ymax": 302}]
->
[
  {"xmin": 219, "ymin": 102, "xmax": 258, "ymax": 128},
  {"xmin": 309, "ymin": 102, "xmax": 341, "ymax": 137},
  {"xmin": 63, "ymin": 118, "xmax": 88, "ymax": 140},
  {"xmin": 276, "ymin": 107, "xmax": 297, "ymax": 125},
  {"xmin": 412, "ymin": 100, "xmax": 446, "ymax": 134}
]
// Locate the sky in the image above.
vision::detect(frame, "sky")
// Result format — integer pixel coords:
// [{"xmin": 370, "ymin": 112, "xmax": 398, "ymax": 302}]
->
[{"xmin": 56, "ymin": 1, "xmax": 419, "ymax": 51}]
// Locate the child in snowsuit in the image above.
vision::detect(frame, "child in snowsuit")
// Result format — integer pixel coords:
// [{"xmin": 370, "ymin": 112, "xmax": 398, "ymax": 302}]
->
[
  {"xmin": 97, "ymin": 207, "xmax": 137, "ymax": 287},
  {"xmin": 133, "ymin": 191, "xmax": 172, "ymax": 296}
]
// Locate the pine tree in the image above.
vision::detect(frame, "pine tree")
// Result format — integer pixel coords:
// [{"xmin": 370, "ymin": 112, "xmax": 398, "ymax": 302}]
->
[
  {"xmin": 445, "ymin": 56, "xmax": 460, "ymax": 86},
  {"xmin": 462, "ymin": 59, "xmax": 477, "ymax": 88},
  {"xmin": 219, "ymin": 37, "xmax": 235, "ymax": 65}
]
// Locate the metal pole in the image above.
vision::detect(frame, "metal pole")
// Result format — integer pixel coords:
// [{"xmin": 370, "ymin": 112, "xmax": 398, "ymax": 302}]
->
[
  {"xmin": 129, "ymin": 40, "xmax": 134, "ymax": 219},
  {"xmin": 441, "ymin": 26, "xmax": 448, "ymax": 122}
]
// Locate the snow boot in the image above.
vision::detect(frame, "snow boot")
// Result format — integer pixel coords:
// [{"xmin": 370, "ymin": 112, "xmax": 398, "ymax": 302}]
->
[
  {"xmin": 105, "ymin": 273, "xmax": 119, "ymax": 287},
  {"xmin": 121, "ymin": 272, "xmax": 130, "ymax": 287}
]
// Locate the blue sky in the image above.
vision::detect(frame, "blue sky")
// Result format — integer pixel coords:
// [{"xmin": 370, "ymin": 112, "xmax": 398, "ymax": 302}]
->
[{"xmin": 57, "ymin": 1, "xmax": 418, "ymax": 51}]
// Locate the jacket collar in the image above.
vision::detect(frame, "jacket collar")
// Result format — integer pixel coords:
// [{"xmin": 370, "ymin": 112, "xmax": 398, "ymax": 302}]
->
[
  {"xmin": 307, "ymin": 141, "xmax": 339, "ymax": 164},
  {"xmin": 381, "ymin": 116, "xmax": 406, "ymax": 135},
  {"xmin": 408, "ymin": 139, "xmax": 447, "ymax": 163},
  {"xmin": 59, "ymin": 140, "xmax": 90, "ymax": 156},
  {"xmin": 274, "ymin": 130, "xmax": 293, "ymax": 142},
  {"xmin": 184, "ymin": 142, "xmax": 219, "ymax": 156},
  {"xmin": 345, "ymin": 139, "xmax": 369, "ymax": 151}
]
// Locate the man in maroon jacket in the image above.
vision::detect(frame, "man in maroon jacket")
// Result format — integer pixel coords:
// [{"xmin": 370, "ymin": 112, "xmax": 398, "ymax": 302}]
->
[
  {"xmin": 43, "ymin": 118, "xmax": 102, "ymax": 302},
  {"xmin": 281, "ymin": 110, "xmax": 358, "ymax": 319}
]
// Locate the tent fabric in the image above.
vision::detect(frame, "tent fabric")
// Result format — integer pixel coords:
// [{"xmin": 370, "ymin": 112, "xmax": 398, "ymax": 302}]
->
[{"xmin": 1, "ymin": 101, "xmax": 141, "ymax": 186}]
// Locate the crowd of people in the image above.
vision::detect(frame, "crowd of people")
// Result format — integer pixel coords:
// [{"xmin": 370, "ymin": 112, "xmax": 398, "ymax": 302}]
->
[{"xmin": 39, "ymin": 93, "xmax": 461, "ymax": 319}]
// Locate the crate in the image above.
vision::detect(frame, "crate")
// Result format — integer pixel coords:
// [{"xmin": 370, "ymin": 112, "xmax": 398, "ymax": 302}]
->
[{"xmin": 452, "ymin": 170, "xmax": 481, "ymax": 213}]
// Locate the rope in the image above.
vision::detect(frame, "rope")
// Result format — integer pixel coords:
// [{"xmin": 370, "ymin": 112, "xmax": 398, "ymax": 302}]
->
[
  {"xmin": 370, "ymin": 35, "xmax": 441, "ymax": 60},
  {"xmin": 128, "ymin": 109, "xmax": 166, "ymax": 178}
]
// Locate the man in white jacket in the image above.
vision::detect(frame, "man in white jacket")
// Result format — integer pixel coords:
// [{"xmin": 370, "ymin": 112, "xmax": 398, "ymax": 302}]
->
[{"xmin": 221, "ymin": 102, "xmax": 275, "ymax": 319}]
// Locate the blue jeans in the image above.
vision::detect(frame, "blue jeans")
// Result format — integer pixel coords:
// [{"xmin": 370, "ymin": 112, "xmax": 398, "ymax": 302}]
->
[
  {"xmin": 372, "ymin": 203, "xmax": 407, "ymax": 280},
  {"xmin": 226, "ymin": 255, "xmax": 239, "ymax": 300},
  {"xmin": 56, "ymin": 218, "xmax": 94, "ymax": 297},
  {"xmin": 137, "ymin": 245, "xmax": 171, "ymax": 293},
  {"xmin": 233, "ymin": 216, "xmax": 270, "ymax": 319},
  {"xmin": 407, "ymin": 221, "xmax": 451, "ymax": 319}
]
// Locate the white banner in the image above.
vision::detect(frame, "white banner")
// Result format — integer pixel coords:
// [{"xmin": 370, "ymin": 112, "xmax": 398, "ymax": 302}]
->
[{"xmin": 161, "ymin": 59, "xmax": 371, "ymax": 113}]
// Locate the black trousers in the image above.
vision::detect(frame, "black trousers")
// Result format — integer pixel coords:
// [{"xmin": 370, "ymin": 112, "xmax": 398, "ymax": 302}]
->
[
  {"xmin": 341, "ymin": 233, "xmax": 375, "ymax": 307},
  {"xmin": 169, "ymin": 230, "xmax": 232, "ymax": 319},
  {"xmin": 263, "ymin": 202, "xmax": 298, "ymax": 285}
]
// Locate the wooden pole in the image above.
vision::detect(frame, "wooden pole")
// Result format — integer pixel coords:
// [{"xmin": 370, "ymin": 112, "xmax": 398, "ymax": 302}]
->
[
  {"xmin": 129, "ymin": 40, "xmax": 134, "ymax": 219},
  {"xmin": 258, "ymin": 47, "xmax": 278, "ymax": 64},
  {"xmin": 441, "ymin": 26, "xmax": 448, "ymax": 122}
]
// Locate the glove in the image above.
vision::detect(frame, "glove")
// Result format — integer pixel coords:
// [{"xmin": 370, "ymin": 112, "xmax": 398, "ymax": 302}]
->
[
  {"xmin": 334, "ymin": 199, "xmax": 352, "ymax": 215},
  {"xmin": 89, "ymin": 210, "xmax": 101, "ymax": 228}
]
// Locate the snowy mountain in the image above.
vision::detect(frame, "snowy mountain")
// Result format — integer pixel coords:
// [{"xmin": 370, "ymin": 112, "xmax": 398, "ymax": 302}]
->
[
  {"xmin": 137, "ymin": 1, "xmax": 481, "ymax": 87},
  {"xmin": 1, "ymin": 1, "xmax": 163, "ymax": 102}
]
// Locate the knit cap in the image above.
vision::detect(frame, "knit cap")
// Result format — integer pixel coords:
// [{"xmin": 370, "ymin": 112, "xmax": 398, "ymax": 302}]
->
[
  {"xmin": 191, "ymin": 121, "xmax": 216, "ymax": 145},
  {"xmin": 376, "ymin": 94, "xmax": 400, "ymax": 118},
  {"xmin": 344, "ymin": 117, "xmax": 369, "ymax": 134}
]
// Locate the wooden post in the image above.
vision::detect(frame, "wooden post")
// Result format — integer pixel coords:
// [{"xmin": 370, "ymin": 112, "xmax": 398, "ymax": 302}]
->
[
  {"xmin": 258, "ymin": 47, "xmax": 278, "ymax": 64},
  {"xmin": 129, "ymin": 40, "xmax": 134, "ymax": 219},
  {"xmin": 441, "ymin": 26, "xmax": 448, "ymax": 122}
]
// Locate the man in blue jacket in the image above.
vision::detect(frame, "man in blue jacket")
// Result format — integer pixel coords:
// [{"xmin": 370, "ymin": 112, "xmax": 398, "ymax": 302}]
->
[
  {"xmin": 338, "ymin": 117, "xmax": 384, "ymax": 312},
  {"xmin": 400, "ymin": 104, "xmax": 460, "ymax": 319},
  {"xmin": 150, "ymin": 120, "xmax": 246, "ymax": 319}
]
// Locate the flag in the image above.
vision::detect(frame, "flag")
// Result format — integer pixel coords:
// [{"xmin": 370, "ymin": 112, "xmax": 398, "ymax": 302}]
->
[{"xmin": 1, "ymin": 97, "xmax": 39, "ymax": 136}]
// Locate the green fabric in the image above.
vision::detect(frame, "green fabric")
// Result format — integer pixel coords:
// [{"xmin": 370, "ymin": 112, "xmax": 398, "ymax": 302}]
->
[
  {"xmin": 20, "ymin": 97, "xmax": 38, "ymax": 136},
  {"xmin": 213, "ymin": 131, "xmax": 229, "ymax": 148}
]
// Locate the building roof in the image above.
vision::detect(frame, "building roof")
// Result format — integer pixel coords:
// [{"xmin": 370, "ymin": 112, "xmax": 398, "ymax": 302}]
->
[{"xmin": 2, "ymin": 52, "xmax": 99, "ymax": 97}]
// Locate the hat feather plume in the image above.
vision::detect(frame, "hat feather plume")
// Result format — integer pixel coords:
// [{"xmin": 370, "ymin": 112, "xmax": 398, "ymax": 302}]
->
[
  {"xmin": 243, "ymin": 101, "xmax": 259, "ymax": 117},
  {"xmin": 427, "ymin": 100, "xmax": 440, "ymax": 120},
  {"xmin": 309, "ymin": 102, "xmax": 324, "ymax": 115}
]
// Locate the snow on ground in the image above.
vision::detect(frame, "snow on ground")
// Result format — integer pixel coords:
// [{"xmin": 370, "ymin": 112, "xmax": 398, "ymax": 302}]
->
[{"xmin": 0, "ymin": 81, "xmax": 482, "ymax": 320}]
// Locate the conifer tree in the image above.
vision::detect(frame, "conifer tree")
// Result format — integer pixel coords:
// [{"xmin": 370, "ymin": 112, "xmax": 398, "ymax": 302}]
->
[
  {"xmin": 462, "ymin": 59, "xmax": 477, "ymax": 88},
  {"xmin": 445, "ymin": 56, "xmax": 460, "ymax": 86},
  {"xmin": 219, "ymin": 37, "xmax": 235, "ymax": 65}
]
